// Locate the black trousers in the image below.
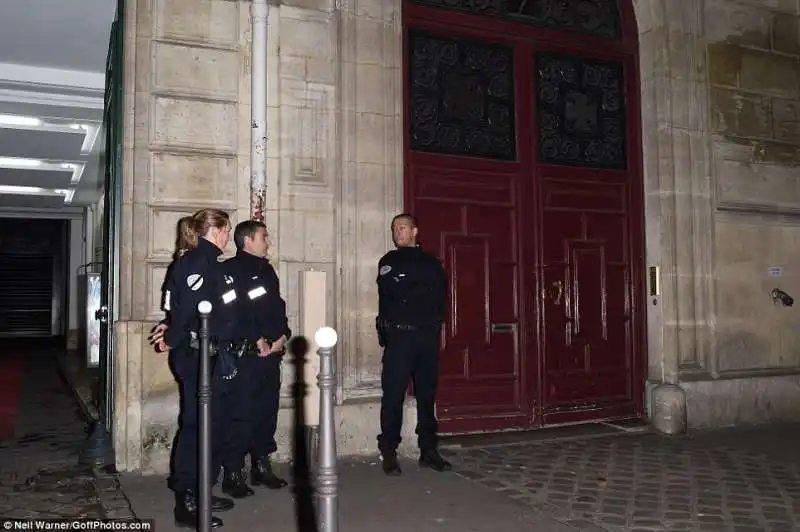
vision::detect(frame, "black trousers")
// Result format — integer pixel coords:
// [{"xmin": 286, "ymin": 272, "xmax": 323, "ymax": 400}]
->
[
  {"xmin": 377, "ymin": 327, "xmax": 440, "ymax": 454},
  {"xmin": 168, "ymin": 346, "xmax": 235, "ymax": 493},
  {"xmin": 248, "ymin": 354, "xmax": 282, "ymax": 459},
  {"xmin": 220, "ymin": 354, "xmax": 282, "ymax": 470}
]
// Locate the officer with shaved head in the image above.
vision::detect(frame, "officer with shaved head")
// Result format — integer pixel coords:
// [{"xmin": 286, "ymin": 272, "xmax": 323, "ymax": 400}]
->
[{"xmin": 376, "ymin": 213, "xmax": 452, "ymax": 476}]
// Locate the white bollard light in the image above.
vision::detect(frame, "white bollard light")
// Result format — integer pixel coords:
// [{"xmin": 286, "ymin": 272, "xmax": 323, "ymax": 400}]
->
[{"xmin": 314, "ymin": 326, "xmax": 338, "ymax": 532}]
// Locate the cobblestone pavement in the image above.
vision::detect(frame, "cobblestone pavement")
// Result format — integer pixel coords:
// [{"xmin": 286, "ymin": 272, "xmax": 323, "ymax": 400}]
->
[
  {"xmin": 445, "ymin": 427, "xmax": 800, "ymax": 532},
  {"xmin": 0, "ymin": 345, "xmax": 134, "ymax": 520}
]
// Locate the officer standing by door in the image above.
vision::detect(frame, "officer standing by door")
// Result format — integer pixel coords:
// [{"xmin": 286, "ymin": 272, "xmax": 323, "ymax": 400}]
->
[
  {"xmin": 376, "ymin": 213, "xmax": 452, "ymax": 476},
  {"xmin": 219, "ymin": 220, "xmax": 290, "ymax": 498},
  {"xmin": 148, "ymin": 208, "xmax": 242, "ymax": 529}
]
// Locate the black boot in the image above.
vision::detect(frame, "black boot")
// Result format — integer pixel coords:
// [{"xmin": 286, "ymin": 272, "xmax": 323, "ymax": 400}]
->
[
  {"xmin": 221, "ymin": 468, "xmax": 255, "ymax": 499},
  {"xmin": 251, "ymin": 456, "xmax": 288, "ymax": 489},
  {"xmin": 381, "ymin": 450, "xmax": 402, "ymax": 476},
  {"xmin": 419, "ymin": 448, "xmax": 452, "ymax": 472},
  {"xmin": 211, "ymin": 495, "xmax": 234, "ymax": 513},
  {"xmin": 174, "ymin": 490, "xmax": 224, "ymax": 529}
]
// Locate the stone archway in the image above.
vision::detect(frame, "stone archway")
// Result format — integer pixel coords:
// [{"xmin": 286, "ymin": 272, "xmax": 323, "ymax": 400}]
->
[{"xmin": 334, "ymin": 0, "xmax": 715, "ymax": 428}]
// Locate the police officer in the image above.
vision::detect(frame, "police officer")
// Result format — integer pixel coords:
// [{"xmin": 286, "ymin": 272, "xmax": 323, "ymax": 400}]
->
[
  {"xmin": 218, "ymin": 220, "xmax": 290, "ymax": 497},
  {"xmin": 149, "ymin": 208, "xmax": 241, "ymax": 529},
  {"xmin": 376, "ymin": 213, "xmax": 452, "ymax": 475}
]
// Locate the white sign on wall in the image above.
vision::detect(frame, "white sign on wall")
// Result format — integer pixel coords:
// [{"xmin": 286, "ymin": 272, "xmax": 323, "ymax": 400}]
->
[{"xmin": 767, "ymin": 267, "xmax": 783, "ymax": 277}]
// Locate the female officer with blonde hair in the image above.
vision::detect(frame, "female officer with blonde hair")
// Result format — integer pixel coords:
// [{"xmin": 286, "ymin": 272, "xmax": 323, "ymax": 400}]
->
[{"xmin": 150, "ymin": 208, "xmax": 240, "ymax": 529}]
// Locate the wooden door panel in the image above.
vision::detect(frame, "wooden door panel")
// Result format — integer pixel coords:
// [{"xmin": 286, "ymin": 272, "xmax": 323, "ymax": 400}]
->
[
  {"xmin": 469, "ymin": 204, "xmax": 516, "ymax": 258},
  {"xmin": 445, "ymin": 234, "xmax": 517, "ymax": 379},
  {"xmin": 412, "ymin": 169, "xmax": 527, "ymax": 431},
  {"xmin": 541, "ymin": 178, "xmax": 635, "ymax": 418}
]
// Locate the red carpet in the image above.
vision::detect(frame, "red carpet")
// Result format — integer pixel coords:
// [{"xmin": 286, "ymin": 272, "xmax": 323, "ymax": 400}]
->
[{"xmin": 0, "ymin": 353, "xmax": 25, "ymax": 439}]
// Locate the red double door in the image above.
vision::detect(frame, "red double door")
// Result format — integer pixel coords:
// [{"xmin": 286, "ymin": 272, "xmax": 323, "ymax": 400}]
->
[{"xmin": 403, "ymin": 2, "xmax": 646, "ymax": 433}]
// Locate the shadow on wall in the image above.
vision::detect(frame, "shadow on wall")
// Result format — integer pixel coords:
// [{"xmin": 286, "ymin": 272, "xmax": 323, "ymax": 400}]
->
[{"xmin": 289, "ymin": 335, "xmax": 319, "ymax": 532}]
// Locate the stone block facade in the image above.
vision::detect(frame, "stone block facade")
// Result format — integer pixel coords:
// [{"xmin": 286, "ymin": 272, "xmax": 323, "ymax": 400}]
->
[{"xmin": 111, "ymin": 0, "xmax": 800, "ymax": 473}]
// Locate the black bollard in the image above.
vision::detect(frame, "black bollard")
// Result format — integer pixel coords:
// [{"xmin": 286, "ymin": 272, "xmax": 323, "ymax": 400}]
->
[{"xmin": 197, "ymin": 301, "xmax": 213, "ymax": 532}]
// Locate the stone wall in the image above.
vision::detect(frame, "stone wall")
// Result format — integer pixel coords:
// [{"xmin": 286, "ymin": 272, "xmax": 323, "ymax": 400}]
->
[
  {"xmin": 641, "ymin": 0, "xmax": 800, "ymax": 428},
  {"xmin": 680, "ymin": 0, "xmax": 800, "ymax": 426},
  {"xmin": 112, "ymin": 0, "xmax": 800, "ymax": 473},
  {"xmin": 707, "ymin": 0, "xmax": 800, "ymax": 371},
  {"xmin": 113, "ymin": 0, "xmax": 414, "ymax": 474},
  {"xmin": 264, "ymin": 0, "xmax": 339, "ymax": 390},
  {"xmin": 114, "ymin": 0, "xmax": 252, "ymax": 472}
]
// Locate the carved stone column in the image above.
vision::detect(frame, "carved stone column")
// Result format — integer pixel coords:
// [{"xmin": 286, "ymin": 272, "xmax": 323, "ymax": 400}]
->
[
  {"xmin": 636, "ymin": 0, "xmax": 716, "ymax": 430},
  {"xmin": 336, "ymin": 0, "xmax": 404, "ymax": 400}
]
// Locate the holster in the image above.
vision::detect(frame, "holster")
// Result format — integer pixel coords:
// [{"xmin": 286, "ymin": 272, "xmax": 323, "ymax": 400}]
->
[
  {"xmin": 216, "ymin": 339, "xmax": 259, "ymax": 358},
  {"xmin": 376, "ymin": 316, "xmax": 387, "ymax": 348},
  {"xmin": 189, "ymin": 337, "xmax": 219, "ymax": 355},
  {"xmin": 215, "ymin": 347, "xmax": 239, "ymax": 381}
]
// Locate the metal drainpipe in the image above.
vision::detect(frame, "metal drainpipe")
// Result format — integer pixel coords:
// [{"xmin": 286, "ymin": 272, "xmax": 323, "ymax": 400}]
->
[{"xmin": 251, "ymin": 0, "xmax": 268, "ymax": 222}]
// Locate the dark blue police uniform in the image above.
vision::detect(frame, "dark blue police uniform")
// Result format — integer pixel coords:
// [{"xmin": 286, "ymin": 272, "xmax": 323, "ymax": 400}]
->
[
  {"xmin": 376, "ymin": 245, "xmax": 446, "ymax": 455},
  {"xmin": 162, "ymin": 237, "xmax": 241, "ymax": 526},
  {"xmin": 221, "ymin": 250, "xmax": 291, "ymax": 492}
]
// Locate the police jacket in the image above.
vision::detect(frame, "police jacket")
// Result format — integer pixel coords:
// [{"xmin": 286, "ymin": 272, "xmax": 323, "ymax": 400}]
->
[
  {"xmin": 224, "ymin": 250, "xmax": 291, "ymax": 343},
  {"xmin": 162, "ymin": 238, "xmax": 239, "ymax": 349},
  {"xmin": 377, "ymin": 245, "xmax": 446, "ymax": 328}
]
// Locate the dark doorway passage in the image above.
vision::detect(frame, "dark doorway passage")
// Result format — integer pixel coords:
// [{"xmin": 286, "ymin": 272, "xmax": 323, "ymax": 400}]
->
[{"xmin": 0, "ymin": 218, "xmax": 69, "ymax": 340}]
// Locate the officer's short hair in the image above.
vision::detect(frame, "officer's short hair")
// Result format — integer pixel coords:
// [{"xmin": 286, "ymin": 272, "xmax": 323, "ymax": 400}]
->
[
  {"xmin": 391, "ymin": 213, "xmax": 418, "ymax": 228},
  {"xmin": 233, "ymin": 220, "xmax": 267, "ymax": 250}
]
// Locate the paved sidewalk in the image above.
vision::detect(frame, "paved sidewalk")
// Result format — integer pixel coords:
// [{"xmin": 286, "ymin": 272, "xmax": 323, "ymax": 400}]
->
[
  {"xmin": 119, "ymin": 424, "xmax": 800, "ymax": 532},
  {"xmin": 121, "ymin": 457, "xmax": 576, "ymax": 531}
]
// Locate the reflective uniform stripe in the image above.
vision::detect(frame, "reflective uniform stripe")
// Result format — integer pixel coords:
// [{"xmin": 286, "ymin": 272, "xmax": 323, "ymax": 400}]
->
[
  {"xmin": 248, "ymin": 286, "xmax": 267, "ymax": 300},
  {"xmin": 222, "ymin": 289, "xmax": 237, "ymax": 304}
]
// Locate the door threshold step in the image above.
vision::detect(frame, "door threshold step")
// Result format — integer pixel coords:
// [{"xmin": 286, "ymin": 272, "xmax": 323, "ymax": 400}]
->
[
  {"xmin": 600, "ymin": 418, "xmax": 651, "ymax": 433},
  {"xmin": 439, "ymin": 420, "xmax": 652, "ymax": 449}
]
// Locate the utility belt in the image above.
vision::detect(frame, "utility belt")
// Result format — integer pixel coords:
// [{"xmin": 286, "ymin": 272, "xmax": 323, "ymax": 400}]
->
[
  {"xmin": 380, "ymin": 321, "xmax": 437, "ymax": 332},
  {"xmin": 188, "ymin": 333, "xmax": 260, "ymax": 358},
  {"xmin": 386, "ymin": 322, "xmax": 420, "ymax": 332},
  {"xmin": 187, "ymin": 333, "xmax": 251, "ymax": 381},
  {"xmin": 225, "ymin": 340, "xmax": 261, "ymax": 358}
]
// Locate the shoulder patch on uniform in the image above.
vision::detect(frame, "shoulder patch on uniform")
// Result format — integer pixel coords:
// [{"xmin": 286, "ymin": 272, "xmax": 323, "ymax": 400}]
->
[
  {"xmin": 187, "ymin": 273, "xmax": 204, "ymax": 291},
  {"xmin": 379, "ymin": 265, "xmax": 392, "ymax": 276}
]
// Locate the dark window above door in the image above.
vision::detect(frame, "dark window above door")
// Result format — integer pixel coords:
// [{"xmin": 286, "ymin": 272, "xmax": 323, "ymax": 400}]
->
[
  {"xmin": 409, "ymin": 0, "xmax": 622, "ymax": 39},
  {"xmin": 536, "ymin": 52, "xmax": 627, "ymax": 170},
  {"xmin": 408, "ymin": 29, "xmax": 517, "ymax": 161}
]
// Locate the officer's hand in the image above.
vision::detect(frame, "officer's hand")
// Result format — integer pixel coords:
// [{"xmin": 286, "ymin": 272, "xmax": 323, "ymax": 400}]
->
[
  {"xmin": 376, "ymin": 317, "xmax": 386, "ymax": 347},
  {"xmin": 149, "ymin": 323, "xmax": 167, "ymax": 341},
  {"xmin": 155, "ymin": 339, "xmax": 170, "ymax": 353},
  {"xmin": 256, "ymin": 338, "xmax": 271, "ymax": 357},
  {"xmin": 149, "ymin": 323, "xmax": 168, "ymax": 353},
  {"xmin": 270, "ymin": 335, "xmax": 287, "ymax": 354}
]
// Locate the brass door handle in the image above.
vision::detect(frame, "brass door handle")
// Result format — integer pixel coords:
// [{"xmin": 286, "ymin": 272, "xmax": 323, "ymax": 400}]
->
[{"xmin": 543, "ymin": 281, "xmax": 563, "ymax": 305}]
